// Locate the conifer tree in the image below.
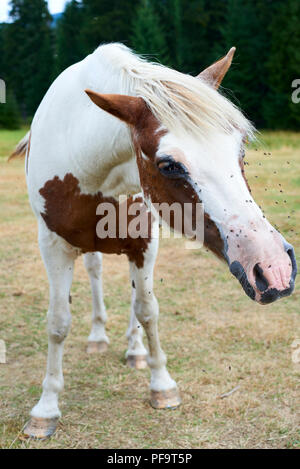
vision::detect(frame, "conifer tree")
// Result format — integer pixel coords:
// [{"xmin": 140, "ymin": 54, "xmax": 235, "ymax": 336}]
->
[
  {"xmin": 130, "ymin": 0, "xmax": 169, "ymax": 64},
  {"xmin": 172, "ymin": 0, "xmax": 183, "ymax": 69},
  {"xmin": 4, "ymin": 0, "xmax": 54, "ymax": 116},
  {"xmin": 263, "ymin": 0, "xmax": 300, "ymax": 129},
  {"xmin": 152, "ymin": 0, "xmax": 183, "ymax": 69},
  {"xmin": 0, "ymin": 89, "xmax": 21, "ymax": 129},
  {"xmin": 56, "ymin": 0, "xmax": 84, "ymax": 74},
  {"xmin": 177, "ymin": 0, "xmax": 209, "ymax": 74},
  {"xmin": 217, "ymin": 0, "xmax": 269, "ymax": 127},
  {"xmin": 81, "ymin": 0, "xmax": 136, "ymax": 54},
  {"xmin": 0, "ymin": 25, "xmax": 6, "ymax": 79}
]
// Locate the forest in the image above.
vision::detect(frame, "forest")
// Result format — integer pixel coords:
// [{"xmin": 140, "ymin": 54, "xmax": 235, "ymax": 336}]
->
[{"xmin": 0, "ymin": 0, "xmax": 299, "ymax": 129}]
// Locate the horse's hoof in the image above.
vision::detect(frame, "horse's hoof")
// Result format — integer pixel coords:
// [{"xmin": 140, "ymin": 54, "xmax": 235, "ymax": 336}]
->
[
  {"xmin": 150, "ymin": 388, "xmax": 181, "ymax": 409},
  {"xmin": 23, "ymin": 417, "xmax": 59, "ymax": 439},
  {"xmin": 126, "ymin": 354, "xmax": 148, "ymax": 369},
  {"xmin": 87, "ymin": 341, "xmax": 108, "ymax": 354}
]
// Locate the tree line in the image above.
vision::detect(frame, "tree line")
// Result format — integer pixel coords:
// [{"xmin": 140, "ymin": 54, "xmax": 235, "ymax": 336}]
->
[{"xmin": 0, "ymin": 0, "xmax": 299, "ymax": 130}]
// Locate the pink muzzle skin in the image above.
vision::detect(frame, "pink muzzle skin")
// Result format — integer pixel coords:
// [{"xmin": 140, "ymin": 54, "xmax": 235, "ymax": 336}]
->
[{"xmin": 223, "ymin": 225, "xmax": 297, "ymax": 304}]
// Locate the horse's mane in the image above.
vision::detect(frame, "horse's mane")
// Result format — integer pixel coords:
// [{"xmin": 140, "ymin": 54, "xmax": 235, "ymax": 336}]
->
[{"xmin": 94, "ymin": 43, "xmax": 255, "ymax": 141}]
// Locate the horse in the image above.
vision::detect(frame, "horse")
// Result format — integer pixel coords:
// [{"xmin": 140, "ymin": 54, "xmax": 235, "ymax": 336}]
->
[{"xmin": 10, "ymin": 43, "xmax": 297, "ymax": 438}]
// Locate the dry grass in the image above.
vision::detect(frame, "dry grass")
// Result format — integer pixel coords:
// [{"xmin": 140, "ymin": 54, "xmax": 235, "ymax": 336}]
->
[{"xmin": 0, "ymin": 129, "xmax": 299, "ymax": 449}]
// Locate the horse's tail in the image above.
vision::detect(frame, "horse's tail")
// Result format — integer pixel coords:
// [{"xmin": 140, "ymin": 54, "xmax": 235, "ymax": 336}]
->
[{"xmin": 8, "ymin": 131, "xmax": 30, "ymax": 161}]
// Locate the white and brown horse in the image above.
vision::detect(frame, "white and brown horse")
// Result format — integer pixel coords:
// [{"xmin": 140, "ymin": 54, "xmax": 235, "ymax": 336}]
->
[{"xmin": 11, "ymin": 44, "xmax": 296, "ymax": 438}]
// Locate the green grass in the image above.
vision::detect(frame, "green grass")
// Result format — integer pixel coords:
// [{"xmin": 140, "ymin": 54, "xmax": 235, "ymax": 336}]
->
[
  {"xmin": 249, "ymin": 130, "xmax": 300, "ymax": 150},
  {"xmin": 0, "ymin": 127, "xmax": 29, "ymax": 160}
]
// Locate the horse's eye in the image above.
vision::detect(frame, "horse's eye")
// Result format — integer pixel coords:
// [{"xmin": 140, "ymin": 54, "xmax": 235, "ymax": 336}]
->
[{"xmin": 157, "ymin": 158, "xmax": 187, "ymax": 178}]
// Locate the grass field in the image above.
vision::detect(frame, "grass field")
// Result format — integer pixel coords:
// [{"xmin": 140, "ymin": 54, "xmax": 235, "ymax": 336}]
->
[{"xmin": 0, "ymin": 128, "xmax": 299, "ymax": 449}]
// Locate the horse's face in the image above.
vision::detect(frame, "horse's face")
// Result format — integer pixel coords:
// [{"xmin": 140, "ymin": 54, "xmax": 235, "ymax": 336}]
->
[
  {"xmin": 145, "ymin": 125, "xmax": 297, "ymax": 304},
  {"xmin": 85, "ymin": 48, "xmax": 297, "ymax": 304}
]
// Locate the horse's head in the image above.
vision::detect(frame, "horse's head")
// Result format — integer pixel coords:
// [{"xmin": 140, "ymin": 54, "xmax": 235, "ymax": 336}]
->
[{"xmin": 85, "ymin": 49, "xmax": 297, "ymax": 304}]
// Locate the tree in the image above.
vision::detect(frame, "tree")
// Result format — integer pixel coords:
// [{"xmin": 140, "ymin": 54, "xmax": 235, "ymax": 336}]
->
[
  {"xmin": 217, "ymin": 0, "xmax": 270, "ymax": 127},
  {"xmin": 152, "ymin": 0, "xmax": 209, "ymax": 73},
  {"xmin": 203, "ymin": 0, "xmax": 229, "ymax": 66},
  {"xmin": 0, "ymin": 89, "xmax": 21, "ymax": 129},
  {"xmin": 151, "ymin": 0, "xmax": 183, "ymax": 70},
  {"xmin": 130, "ymin": 0, "xmax": 169, "ymax": 63},
  {"xmin": 4, "ymin": 0, "xmax": 54, "ymax": 117},
  {"xmin": 0, "ymin": 24, "xmax": 7, "ymax": 79},
  {"xmin": 172, "ymin": 0, "xmax": 184, "ymax": 69},
  {"xmin": 55, "ymin": 0, "xmax": 85, "ymax": 75},
  {"xmin": 263, "ymin": 0, "xmax": 300, "ymax": 129},
  {"xmin": 81, "ymin": 0, "xmax": 137, "ymax": 54}
]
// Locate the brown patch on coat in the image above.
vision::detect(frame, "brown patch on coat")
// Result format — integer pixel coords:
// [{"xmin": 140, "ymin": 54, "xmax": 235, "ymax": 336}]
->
[
  {"xmin": 39, "ymin": 173, "xmax": 152, "ymax": 268},
  {"xmin": 132, "ymin": 106, "xmax": 167, "ymax": 158},
  {"xmin": 203, "ymin": 213, "xmax": 225, "ymax": 260}
]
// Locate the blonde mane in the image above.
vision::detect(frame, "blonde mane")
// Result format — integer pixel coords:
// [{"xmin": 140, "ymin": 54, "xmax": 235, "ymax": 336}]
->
[{"xmin": 94, "ymin": 43, "xmax": 255, "ymax": 140}]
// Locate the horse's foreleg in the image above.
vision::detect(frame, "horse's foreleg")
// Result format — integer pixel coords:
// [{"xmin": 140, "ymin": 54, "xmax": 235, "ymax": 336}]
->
[
  {"xmin": 125, "ymin": 285, "xmax": 148, "ymax": 369},
  {"xmin": 24, "ymin": 225, "xmax": 77, "ymax": 439},
  {"xmin": 129, "ymin": 238, "xmax": 181, "ymax": 409},
  {"xmin": 84, "ymin": 252, "xmax": 109, "ymax": 353}
]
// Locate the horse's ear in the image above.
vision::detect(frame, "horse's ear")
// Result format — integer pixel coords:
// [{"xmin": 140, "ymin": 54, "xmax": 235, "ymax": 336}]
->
[
  {"xmin": 197, "ymin": 47, "xmax": 236, "ymax": 89},
  {"xmin": 85, "ymin": 90, "xmax": 146, "ymax": 126}
]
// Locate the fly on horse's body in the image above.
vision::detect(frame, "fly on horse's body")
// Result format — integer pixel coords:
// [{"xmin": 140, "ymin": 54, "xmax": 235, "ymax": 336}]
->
[{"xmin": 11, "ymin": 43, "xmax": 297, "ymax": 438}]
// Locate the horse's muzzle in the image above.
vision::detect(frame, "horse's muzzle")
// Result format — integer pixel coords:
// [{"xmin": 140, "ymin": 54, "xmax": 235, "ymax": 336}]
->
[{"xmin": 229, "ymin": 241, "xmax": 297, "ymax": 304}]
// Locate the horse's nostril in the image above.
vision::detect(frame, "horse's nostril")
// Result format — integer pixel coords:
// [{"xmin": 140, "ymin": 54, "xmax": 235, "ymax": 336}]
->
[
  {"xmin": 286, "ymin": 247, "xmax": 297, "ymax": 283},
  {"xmin": 253, "ymin": 263, "xmax": 269, "ymax": 292}
]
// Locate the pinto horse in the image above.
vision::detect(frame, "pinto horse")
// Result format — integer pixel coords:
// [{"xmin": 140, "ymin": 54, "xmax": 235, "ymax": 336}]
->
[{"xmin": 11, "ymin": 44, "xmax": 296, "ymax": 438}]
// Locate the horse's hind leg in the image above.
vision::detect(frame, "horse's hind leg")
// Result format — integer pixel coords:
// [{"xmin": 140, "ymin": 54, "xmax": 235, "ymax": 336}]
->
[
  {"xmin": 84, "ymin": 252, "xmax": 109, "ymax": 353},
  {"xmin": 129, "ymin": 232, "xmax": 181, "ymax": 409},
  {"xmin": 24, "ymin": 223, "xmax": 77, "ymax": 438},
  {"xmin": 125, "ymin": 285, "xmax": 148, "ymax": 369}
]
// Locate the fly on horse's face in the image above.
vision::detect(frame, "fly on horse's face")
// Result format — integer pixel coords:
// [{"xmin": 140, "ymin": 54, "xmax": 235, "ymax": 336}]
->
[{"xmin": 85, "ymin": 48, "xmax": 297, "ymax": 305}]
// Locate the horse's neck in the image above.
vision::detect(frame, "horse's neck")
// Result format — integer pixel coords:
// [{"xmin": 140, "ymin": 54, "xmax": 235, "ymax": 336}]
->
[
  {"xmin": 73, "ymin": 111, "xmax": 137, "ymax": 195},
  {"xmin": 35, "ymin": 53, "xmax": 140, "ymax": 196},
  {"xmin": 72, "ymin": 56, "xmax": 139, "ymax": 195}
]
